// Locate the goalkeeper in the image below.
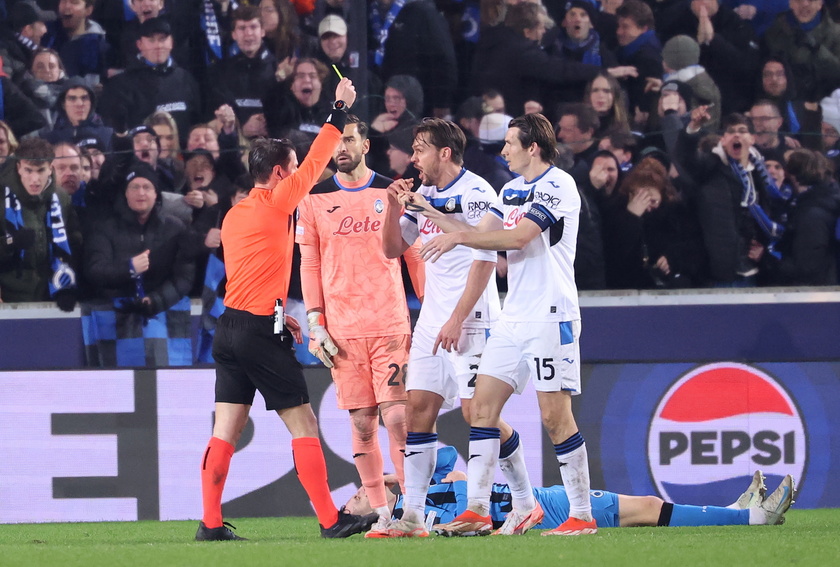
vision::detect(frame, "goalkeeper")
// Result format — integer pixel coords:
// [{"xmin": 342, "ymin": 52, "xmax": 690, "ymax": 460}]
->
[
  {"xmin": 344, "ymin": 448, "xmax": 796, "ymax": 533},
  {"xmin": 296, "ymin": 115, "xmax": 425, "ymax": 528}
]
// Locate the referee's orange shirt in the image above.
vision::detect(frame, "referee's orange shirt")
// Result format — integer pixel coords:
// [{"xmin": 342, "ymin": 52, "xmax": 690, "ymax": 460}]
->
[{"xmin": 221, "ymin": 124, "xmax": 342, "ymax": 316}]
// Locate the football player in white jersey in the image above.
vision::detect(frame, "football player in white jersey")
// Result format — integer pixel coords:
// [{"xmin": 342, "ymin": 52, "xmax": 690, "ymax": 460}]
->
[
  {"xmin": 416, "ymin": 114, "xmax": 596, "ymax": 537},
  {"xmin": 376, "ymin": 118, "xmax": 532, "ymax": 538}
]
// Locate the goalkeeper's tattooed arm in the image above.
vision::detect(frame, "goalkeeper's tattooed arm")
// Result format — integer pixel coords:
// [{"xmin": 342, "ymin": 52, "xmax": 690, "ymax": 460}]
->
[{"xmin": 307, "ymin": 311, "xmax": 338, "ymax": 368}]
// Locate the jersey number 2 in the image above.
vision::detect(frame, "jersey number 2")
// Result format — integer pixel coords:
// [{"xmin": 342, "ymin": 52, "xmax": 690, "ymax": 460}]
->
[{"xmin": 388, "ymin": 363, "xmax": 407, "ymax": 386}]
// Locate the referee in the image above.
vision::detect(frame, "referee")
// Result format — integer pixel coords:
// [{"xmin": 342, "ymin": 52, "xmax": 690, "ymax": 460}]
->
[{"xmin": 196, "ymin": 78, "xmax": 372, "ymax": 541}]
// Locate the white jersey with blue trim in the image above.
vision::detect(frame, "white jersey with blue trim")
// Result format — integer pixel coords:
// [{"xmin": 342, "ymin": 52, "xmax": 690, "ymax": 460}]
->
[
  {"xmin": 490, "ymin": 166, "xmax": 580, "ymax": 322},
  {"xmin": 400, "ymin": 168, "xmax": 501, "ymax": 329}
]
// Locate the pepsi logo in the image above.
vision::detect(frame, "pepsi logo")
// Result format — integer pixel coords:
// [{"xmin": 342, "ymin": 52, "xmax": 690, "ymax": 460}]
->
[{"xmin": 648, "ymin": 362, "xmax": 806, "ymax": 506}]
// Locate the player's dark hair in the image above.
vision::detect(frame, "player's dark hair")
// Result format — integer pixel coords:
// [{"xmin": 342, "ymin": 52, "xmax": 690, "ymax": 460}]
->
[
  {"xmin": 346, "ymin": 114, "xmax": 369, "ymax": 141},
  {"xmin": 15, "ymin": 137, "xmax": 55, "ymax": 162},
  {"xmin": 414, "ymin": 118, "xmax": 466, "ymax": 166},
  {"xmin": 509, "ymin": 113, "xmax": 558, "ymax": 163},
  {"xmin": 616, "ymin": 0, "xmax": 654, "ymax": 29},
  {"xmin": 248, "ymin": 137, "xmax": 296, "ymax": 183},
  {"xmin": 231, "ymin": 5, "xmax": 261, "ymax": 25}
]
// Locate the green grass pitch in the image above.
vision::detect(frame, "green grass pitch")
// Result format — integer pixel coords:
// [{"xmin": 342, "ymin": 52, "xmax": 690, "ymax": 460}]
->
[{"xmin": 2, "ymin": 510, "xmax": 839, "ymax": 567}]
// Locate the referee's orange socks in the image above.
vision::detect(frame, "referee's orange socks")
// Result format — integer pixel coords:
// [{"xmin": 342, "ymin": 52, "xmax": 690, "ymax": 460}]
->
[
  {"xmin": 201, "ymin": 436, "xmax": 235, "ymax": 529},
  {"xmin": 292, "ymin": 437, "xmax": 339, "ymax": 528}
]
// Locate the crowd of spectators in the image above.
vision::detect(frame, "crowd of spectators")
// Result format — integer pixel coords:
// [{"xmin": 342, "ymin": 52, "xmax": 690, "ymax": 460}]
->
[{"xmin": 3, "ymin": 0, "xmax": 840, "ymax": 363}]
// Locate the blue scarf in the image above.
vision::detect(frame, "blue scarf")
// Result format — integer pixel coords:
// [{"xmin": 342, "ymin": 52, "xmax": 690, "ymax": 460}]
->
[
  {"xmin": 4, "ymin": 185, "xmax": 76, "ymax": 296},
  {"xmin": 786, "ymin": 101, "xmax": 801, "ymax": 134},
  {"xmin": 370, "ymin": 0, "xmax": 405, "ymax": 67},
  {"xmin": 728, "ymin": 153, "xmax": 785, "ymax": 255},
  {"xmin": 787, "ymin": 10, "xmax": 822, "ymax": 32},
  {"xmin": 561, "ymin": 30, "xmax": 601, "ymax": 66},
  {"xmin": 201, "ymin": 0, "xmax": 223, "ymax": 65},
  {"xmin": 618, "ymin": 29, "xmax": 659, "ymax": 61}
]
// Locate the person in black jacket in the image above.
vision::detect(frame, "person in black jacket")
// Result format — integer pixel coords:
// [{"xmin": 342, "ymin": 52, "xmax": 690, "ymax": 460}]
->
[
  {"xmin": 614, "ymin": 1, "xmax": 663, "ymax": 117},
  {"xmin": 36, "ymin": 77, "xmax": 113, "ymax": 151},
  {"xmin": 603, "ymin": 156, "xmax": 706, "ymax": 289},
  {"xmin": 98, "ymin": 17, "xmax": 201, "ymax": 146},
  {"xmin": 206, "ymin": 5, "xmax": 276, "ymax": 139},
  {"xmin": 762, "ymin": 148, "xmax": 840, "ymax": 285},
  {"xmin": 675, "ymin": 109, "xmax": 781, "ymax": 286},
  {"xmin": 82, "ymin": 162, "xmax": 196, "ymax": 366},
  {"xmin": 543, "ymin": 1, "xmax": 634, "ymax": 108},
  {"xmin": 262, "ymin": 57, "xmax": 332, "ymax": 157},
  {"xmin": 473, "ymin": 2, "xmax": 601, "ymax": 119}
]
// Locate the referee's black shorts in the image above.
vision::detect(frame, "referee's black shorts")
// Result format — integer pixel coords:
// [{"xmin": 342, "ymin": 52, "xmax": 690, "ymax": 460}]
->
[{"xmin": 212, "ymin": 307, "xmax": 309, "ymax": 411}]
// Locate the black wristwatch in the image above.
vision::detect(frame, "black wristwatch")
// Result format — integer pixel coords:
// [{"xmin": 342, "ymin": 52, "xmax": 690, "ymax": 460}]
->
[{"xmin": 333, "ymin": 100, "xmax": 347, "ymax": 111}]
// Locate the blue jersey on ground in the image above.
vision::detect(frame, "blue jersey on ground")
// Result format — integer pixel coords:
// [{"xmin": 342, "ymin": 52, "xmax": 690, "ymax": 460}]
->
[{"xmin": 392, "ymin": 448, "xmax": 621, "ymax": 529}]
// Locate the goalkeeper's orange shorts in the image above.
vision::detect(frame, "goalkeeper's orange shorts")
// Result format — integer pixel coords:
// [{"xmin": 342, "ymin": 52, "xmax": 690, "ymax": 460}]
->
[{"xmin": 329, "ymin": 334, "xmax": 410, "ymax": 410}]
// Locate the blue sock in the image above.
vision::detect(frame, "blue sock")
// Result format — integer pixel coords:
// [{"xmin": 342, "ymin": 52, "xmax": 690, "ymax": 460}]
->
[{"xmin": 668, "ymin": 504, "xmax": 749, "ymax": 527}]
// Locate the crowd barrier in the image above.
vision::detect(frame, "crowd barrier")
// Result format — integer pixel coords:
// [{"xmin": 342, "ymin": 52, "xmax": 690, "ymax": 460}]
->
[{"xmin": 1, "ymin": 289, "xmax": 839, "ymax": 522}]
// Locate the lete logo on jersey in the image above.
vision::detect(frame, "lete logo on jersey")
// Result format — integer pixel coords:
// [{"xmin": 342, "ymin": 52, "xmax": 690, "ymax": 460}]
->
[{"xmin": 647, "ymin": 362, "xmax": 806, "ymax": 506}]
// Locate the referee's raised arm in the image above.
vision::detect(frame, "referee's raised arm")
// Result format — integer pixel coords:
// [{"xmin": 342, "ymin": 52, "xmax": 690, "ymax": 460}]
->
[
  {"xmin": 199, "ymin": 78, "xmax": 377, "ymax": 542},
  {"xmin": 265, "ymin": 78, "xmax": 358, "ymax": 212}
]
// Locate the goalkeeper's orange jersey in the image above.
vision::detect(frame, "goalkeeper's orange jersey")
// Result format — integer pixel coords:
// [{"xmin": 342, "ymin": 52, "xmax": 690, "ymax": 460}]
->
[{"xmin": 296, "ymin": 169, "xmax": 423, "ymax": 339}]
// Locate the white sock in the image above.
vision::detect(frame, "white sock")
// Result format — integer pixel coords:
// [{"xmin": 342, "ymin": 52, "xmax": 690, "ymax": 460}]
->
[
  {"xmin": 466, "ymin": 429, "xmax": 500, "ymax": 517},
  {"xmin": 748, "ymin": 506, "xmax": 766, "ymax": 525},
  {"xmin": 499, "ymin": 441, "xmax": 536, "ymax": 511},
  {"xmin": 556, "ymin": 435, "xmax": 593, "ymax": 522},
  {"xmin": 402, "ymin": 433, "xmax": 437, "ymax": 523}
]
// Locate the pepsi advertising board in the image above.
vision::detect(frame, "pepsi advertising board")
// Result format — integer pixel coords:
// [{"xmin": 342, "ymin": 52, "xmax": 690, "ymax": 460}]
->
[
  {"xmin": 580, "ymin": 361, "xmax": 839, "ymax": 509},
  {"xmin": 1, "ymin": 361, "xmax": 838, "ymax": 523}
]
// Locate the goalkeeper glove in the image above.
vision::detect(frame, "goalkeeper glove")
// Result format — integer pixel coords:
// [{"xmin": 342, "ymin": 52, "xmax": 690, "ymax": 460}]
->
[{"xmin": 307, "ymin": 311, "xmax": 338, "ymax": 368}]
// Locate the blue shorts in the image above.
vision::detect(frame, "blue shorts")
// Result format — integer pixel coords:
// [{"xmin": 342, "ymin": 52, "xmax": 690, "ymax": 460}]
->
[{"xmin": 532, "ymin": 486, "xmax": 620, "ymax": 529}]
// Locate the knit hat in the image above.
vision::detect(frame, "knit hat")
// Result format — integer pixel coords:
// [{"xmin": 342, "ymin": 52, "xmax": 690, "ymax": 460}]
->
[
  {"xmin": 479, "ymin": 113, "xmax": 513, "ymax": 143},
  {"xmin": 125, "ymin": 162, "xmax": 160, "ymax": 192},
  {"xmin": 662, "ymin": 35, "xmax": 700, "ymax": 71},
  {"xmin": 563, "ymin": 0, "xmax": 598, "ymax": 24},
  {"xmin": 139, "ymin": 16, "xmax": 172, "ymax": 37},
  {"xmin": 821, "ymin": 88, "xmax": 840, "ymax": 134},
  {"xmin": 128, "ymin": 124, "xmax": 161, "ymax": 148},
  {"xmin": 384, "ymin": 75, "xmax": 424, "ymax": 119}
]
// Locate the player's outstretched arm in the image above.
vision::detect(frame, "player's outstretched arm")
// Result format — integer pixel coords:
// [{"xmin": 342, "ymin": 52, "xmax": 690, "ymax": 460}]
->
[
  {"xmin": 420, "ymin": 217, "xmax": 542, "ymax": 262},
  {"xmin": 402, "ymin": 192, "xmax": 475, "ymax": 234}
]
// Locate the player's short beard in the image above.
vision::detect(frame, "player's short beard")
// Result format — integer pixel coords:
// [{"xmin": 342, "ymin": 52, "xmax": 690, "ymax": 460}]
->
[{"xmin": 337, "ymin": 154, "xmax": 362, "ymax": 174}]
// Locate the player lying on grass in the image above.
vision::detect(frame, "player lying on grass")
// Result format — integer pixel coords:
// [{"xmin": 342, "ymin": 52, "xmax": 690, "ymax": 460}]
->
[{"xmin": 343, "ymin": 448, "xmax": 796, "ymax": 536}]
